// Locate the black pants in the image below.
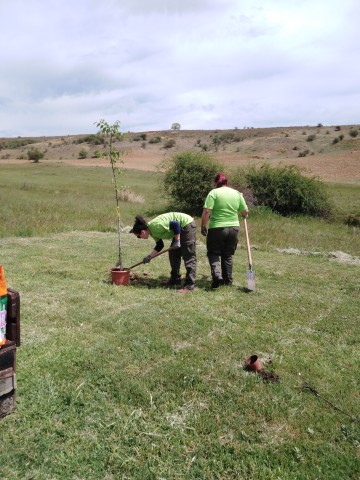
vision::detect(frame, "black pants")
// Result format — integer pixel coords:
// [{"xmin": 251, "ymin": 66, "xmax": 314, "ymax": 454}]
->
[
  {"xmin": 168, "ymin": 221, "xmax": 197, "ymax": 289},
  {"xmin": 206, "ymin": 226, "xmax": 239, "ymax": 284}
]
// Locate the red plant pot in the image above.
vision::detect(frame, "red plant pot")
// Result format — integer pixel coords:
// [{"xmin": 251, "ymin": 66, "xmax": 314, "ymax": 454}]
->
[
  {"xmin": 245, "ymin": 355, "xmax": 263, "ymax": 373},
  {"xmin": 110, "ymin": 268, "xmax": 130, "ymax": 286}
]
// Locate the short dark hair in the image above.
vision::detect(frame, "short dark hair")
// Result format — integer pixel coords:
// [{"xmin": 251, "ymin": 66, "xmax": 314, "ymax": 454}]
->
[{"xmin": 130, "ymin": 215, "xmax": 148, "ymax": 234}]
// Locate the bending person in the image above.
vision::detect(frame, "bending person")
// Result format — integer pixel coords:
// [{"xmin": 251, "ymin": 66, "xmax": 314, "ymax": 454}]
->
[
  {"xmin": 201, "ymin": 173, "xmax": 248, "ymax": 288},
  {"xmin": 131, "ymin": 212, "xmax": 197, "ymax": 294}
]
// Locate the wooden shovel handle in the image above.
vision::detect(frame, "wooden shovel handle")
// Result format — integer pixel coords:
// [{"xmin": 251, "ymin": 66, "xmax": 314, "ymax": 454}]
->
[
  {"xmin": 243, "ymin": 218, "xmax": 253, "ymax": 268},
  {"xmin": 128, "ymin": 247, "xmax": 173, "ymax": 270}
]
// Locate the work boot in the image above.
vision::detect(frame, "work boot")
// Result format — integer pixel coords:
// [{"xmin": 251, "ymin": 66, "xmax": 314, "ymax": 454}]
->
[
  {"xmin": 211, "ymin": 278, "xmax": 224, "ymax": 289},
  {"xmin": 161, "ymin": 277, "xmax": 181, "ymax": 288}
]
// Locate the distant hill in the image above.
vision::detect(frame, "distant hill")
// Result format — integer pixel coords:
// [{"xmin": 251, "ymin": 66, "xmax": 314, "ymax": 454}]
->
[{"xmin": 1, "ymin": 125, "xmax": 359, "ymax": 182}]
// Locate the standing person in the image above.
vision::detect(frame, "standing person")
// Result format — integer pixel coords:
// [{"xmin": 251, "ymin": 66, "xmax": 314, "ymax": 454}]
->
[
  {"xmin": 130, "ymin": 212, "xmax": 197, "ymax": 294},
  {"xmin": 201, "ymin": 173, "xmax": 249, "ymax": 288}
]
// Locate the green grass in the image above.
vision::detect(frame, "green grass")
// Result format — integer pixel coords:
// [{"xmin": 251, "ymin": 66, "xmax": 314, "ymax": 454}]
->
[
  {"xmin": 0, "ymin": 164, "xmax": 166, "ymax": 237},
  {"xmin": 1, "ymin": 164, "xmax": 359, "ymax": 255},
  {"xmin": 326, "ymin": 182, "xmax": 360, "ymax": 222},
  {"xmin": 0, "ymin": 164, "xmax": 359, "ymax": 479}
]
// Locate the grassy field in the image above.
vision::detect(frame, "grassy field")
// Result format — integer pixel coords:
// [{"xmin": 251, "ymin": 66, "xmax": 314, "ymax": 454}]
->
[{"xmin": 0, "ymin": 164, "xmax": 359, "ymax": 479}]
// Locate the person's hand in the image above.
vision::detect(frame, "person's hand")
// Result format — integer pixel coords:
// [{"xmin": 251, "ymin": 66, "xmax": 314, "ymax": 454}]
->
[
  {"xmin": 201, "ymin": 225, "xmax": 207, "ymax": 236},
  {"xmin": 170, "ymin": 239, "xmax": 181, "ymax": 249},
  {"xmin": 143, "ymin": 255, "xmax": 152, "ymax": 264}
]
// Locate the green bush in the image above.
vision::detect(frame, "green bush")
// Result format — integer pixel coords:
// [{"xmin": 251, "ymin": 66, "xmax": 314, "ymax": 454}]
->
[
  {"xmin": 164, "ymin": 139, "xmax": 176, "ymax": 148},
  {"xmin": 162, "ymin": 151, "xmax": 223, "ymax": 215},
  {"xmin": 0, "ymin": 138, "xmax": 36, "ymax": 150},
  {"xmin": 74, "ymin": 134, "xmax": 105, "ymax": 145},
  {"xmin": 149, "ymin": 136, "xmax": 161, "ymax": 144},
  {"xmin": 27, "ymin": 147, "xmax": 44, "ymax": 162},
  {"xmin": 243, "ymin": 164, "xmax": 332, "ymax": 218},
  {"xmin": 78, "ymin": 148, "xmax": 88, "ymax": 159},
  {"xmin": 349, "ymin": 129, "xmax": 358, "ymax": 138},
  {"xmin": 298, "ymin": 149, "xmax": 310, "ymax": 157}
]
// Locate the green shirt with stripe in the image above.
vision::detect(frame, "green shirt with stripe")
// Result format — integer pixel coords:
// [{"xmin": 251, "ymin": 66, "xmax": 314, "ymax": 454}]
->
[{"xmin": 148, "ymin": 212, "xmax": 193, "ymax": 241}]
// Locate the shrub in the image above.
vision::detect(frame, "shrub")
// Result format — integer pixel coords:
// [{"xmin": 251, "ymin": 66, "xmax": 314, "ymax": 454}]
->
[
  {"xmin": 149, "ymin": 136, "xmax": 161, "ymax": 144},
  {"xmin": 27, "ymin": 148, "xmax": 44, "ymax": 162},
  {"xmin": 349, "ymin": 129, "xmax": 358, "ymax": 138},
  {"xmin": 212, "ymin": 136, "xmax": 221, "ymax": 149},
  {"xmin": 298, "ymin": 149, "xmax": 310, "ymax": 157},
  {"xmin": 332, "ymin": 137, "xmax": 339, "ymax": 145},
  {"xmin": 75, "ymin": 134, "xmax": 105, "ymax": 145},
  {"xmin": 162, "ymin": 151, "xmax": 223, "ymax": 215},
  {"xmin": 218, "ymin": 132, "xmax": 236, "ymax": 143},
  {"xmin": 1, "ymin": 138, "xmax": 36, "ymax": 150},
  {"xmin": 78, "ymin": 148, "xmax": 88, "ymax": 159},
  {"xmin": 345, "ymin": 214, "xmax": 360, "ymax": 227},
  {"xmin": 164, "ymin": 139, "xmax": 176, "ymax": 148},
  {"xmin": 306, "ymin": 134, "xmax": 316, "ymax": 142},
  {"xmin": 244, "ymin": 164, "xmax": 332, "ymax": 218}
]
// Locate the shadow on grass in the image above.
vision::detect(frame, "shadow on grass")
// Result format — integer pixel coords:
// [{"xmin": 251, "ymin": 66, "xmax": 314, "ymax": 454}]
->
[{"xmin": 103, "ymin": 272, "xmax": 254, "ymax": 293}]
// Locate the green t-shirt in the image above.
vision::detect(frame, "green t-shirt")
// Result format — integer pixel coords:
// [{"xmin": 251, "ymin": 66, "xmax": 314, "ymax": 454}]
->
[
  {"xmin": 204, "ymin": 187, "xmax": 248, "ymax": 228},
  {"xmin": 148, "ymin": 212, "xmax": 193, "ymax": 241}
]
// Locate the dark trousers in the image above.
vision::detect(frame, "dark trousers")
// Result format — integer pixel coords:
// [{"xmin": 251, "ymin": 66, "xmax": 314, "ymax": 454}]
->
[
  {"xmin": 168, "ymin": 221, "xmax": 197, "ymax": 289},
  {"xmin": 206, "ymin": 227, "xmax": 239, "ymax": 284}
]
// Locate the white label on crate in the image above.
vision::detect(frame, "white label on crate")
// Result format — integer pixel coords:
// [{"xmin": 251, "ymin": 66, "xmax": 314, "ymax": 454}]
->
[{"xmin": 0, "ymin": 309, "xmax": 6, "ymax": 341}]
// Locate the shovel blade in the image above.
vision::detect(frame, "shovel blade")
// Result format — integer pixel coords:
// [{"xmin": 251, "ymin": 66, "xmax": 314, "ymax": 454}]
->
[{"xmin": 246, "ymin": 269, "xmax": 256, "ymax": 291}]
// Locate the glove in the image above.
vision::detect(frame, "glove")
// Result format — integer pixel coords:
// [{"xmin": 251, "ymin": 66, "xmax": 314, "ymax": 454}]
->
[
  {"xmin": 143, "ymin": 255, "xmax": 152, "ymax": 264},
  {"xmin": 170, "ymin": 239, "xmax": 181, "ymax": 249},
  {"xmin": 201, "ymin": 225, "xmax": 208, "ymax": 236}
]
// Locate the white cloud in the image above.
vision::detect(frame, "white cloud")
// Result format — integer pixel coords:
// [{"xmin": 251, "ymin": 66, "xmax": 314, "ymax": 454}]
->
[{"xmin": 0, "ymin": 0, "xmax": 359, "ymax": 136}]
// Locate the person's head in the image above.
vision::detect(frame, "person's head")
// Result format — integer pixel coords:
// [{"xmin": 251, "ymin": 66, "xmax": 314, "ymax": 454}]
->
[
  {"xmin": 214, "ymin": 172, "xmax": 228, "ymax": 188},
  {"xmin": 130, "ymin": 215, "xmax": 149, "ymax": 239}
]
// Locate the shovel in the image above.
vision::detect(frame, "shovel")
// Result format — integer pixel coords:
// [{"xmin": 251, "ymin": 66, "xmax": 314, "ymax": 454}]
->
[
  {"xmin": 128, "ymin": 247, "xmax": 173, "ymax": 270},
  {"xmin": 243, "ymin": 218, "xmax": 256, "ymax": 291}
]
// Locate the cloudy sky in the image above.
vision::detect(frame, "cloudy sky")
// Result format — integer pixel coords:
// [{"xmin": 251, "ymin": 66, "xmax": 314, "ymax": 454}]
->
[{"xmin": 0, "ymin": 0, "xmax": 359, "ymax": 136}]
